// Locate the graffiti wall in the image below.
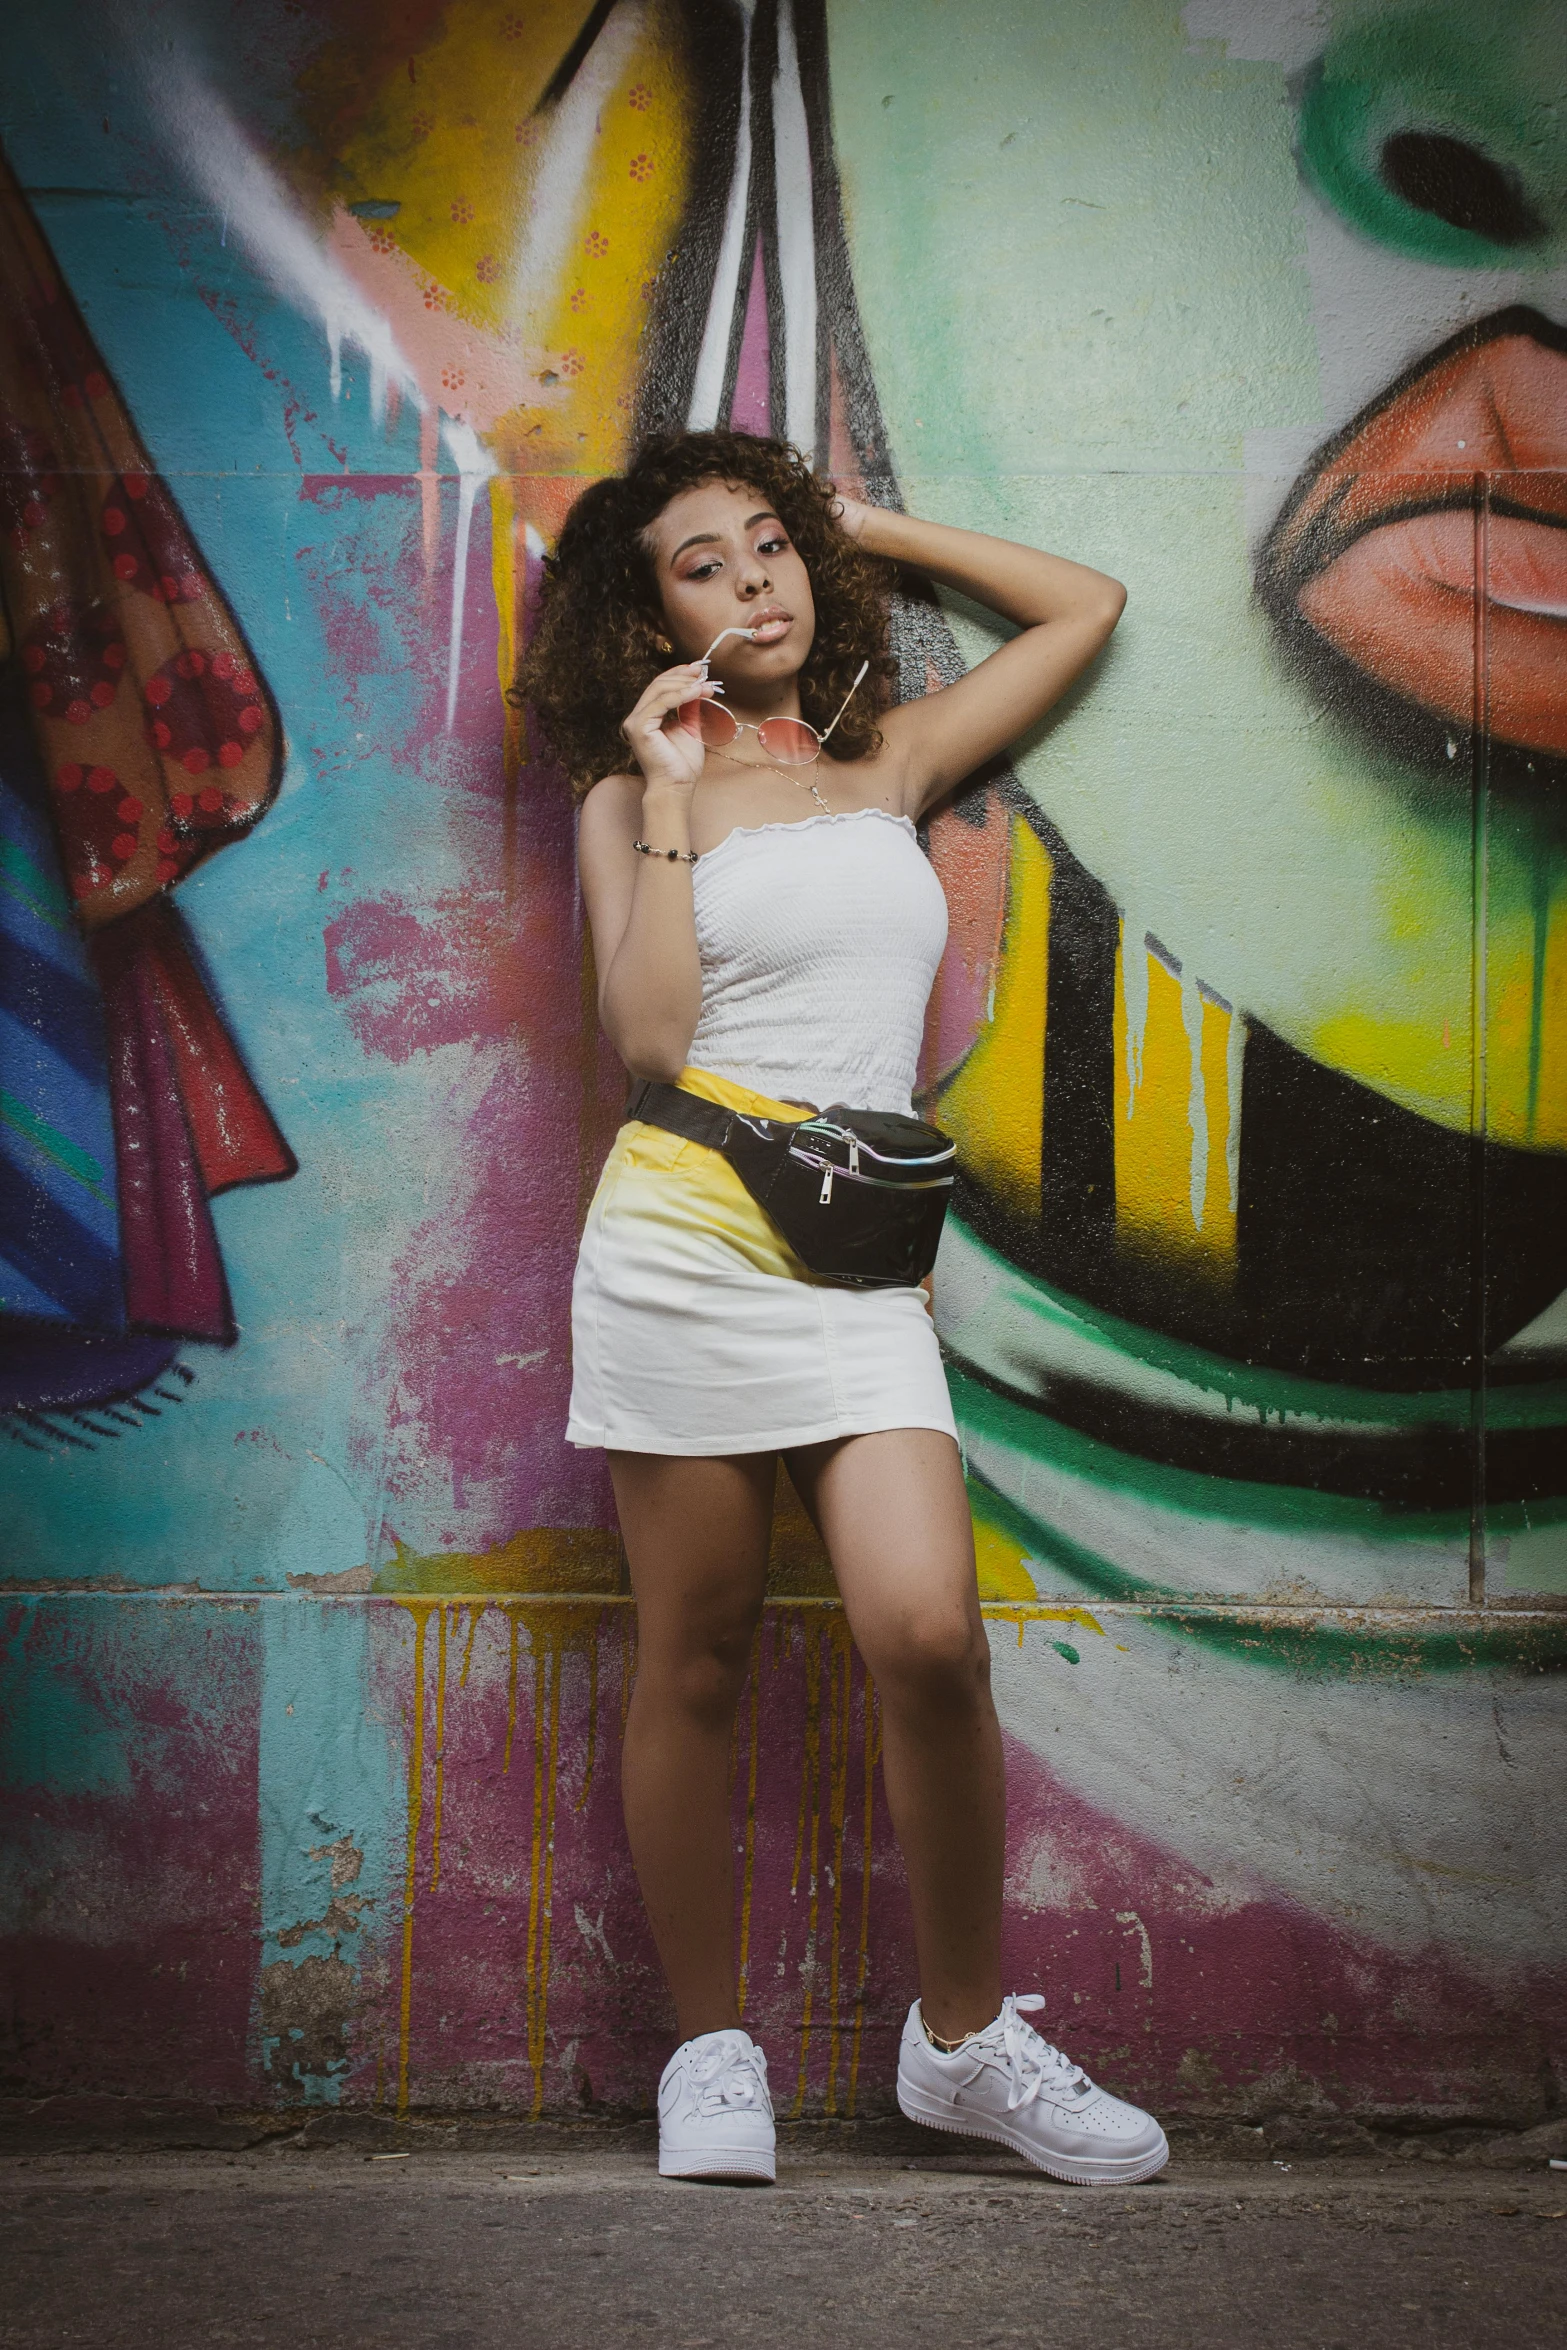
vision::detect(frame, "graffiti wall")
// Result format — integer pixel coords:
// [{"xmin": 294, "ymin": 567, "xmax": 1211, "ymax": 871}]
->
[{"xmin": 2, "ymin": 0, "xmax": 1563, "ymax": 2138}]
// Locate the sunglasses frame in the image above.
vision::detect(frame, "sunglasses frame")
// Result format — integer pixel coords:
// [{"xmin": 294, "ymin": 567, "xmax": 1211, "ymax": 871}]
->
[{"xmin": 684, "ymin": 653, "xmax": 870, "ymax": 767}]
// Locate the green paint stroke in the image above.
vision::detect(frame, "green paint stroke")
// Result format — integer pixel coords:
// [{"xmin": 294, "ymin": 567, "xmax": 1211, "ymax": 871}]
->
[
  {"xmin": 1298, "ymin": 1, "xmax": 1567, "ymax": 270},
  {"xmin": 944, "ymin": 1217, "xmax": 1567, "ymax": 1438},
  {"xmin": 952, "ymin": 1364, "xmax": 1567, "ymax": 1545},
  {"xmin": 0, "ymin": 839, "xmax": 71, "ymax": 931},
  {"xmin": 0, "ymin": 1089, "xmax": 112, "ymax": 1204},
  {"xmin": 966, "ymin": 1465, "xmax": 1567, "ymax": 1682}
]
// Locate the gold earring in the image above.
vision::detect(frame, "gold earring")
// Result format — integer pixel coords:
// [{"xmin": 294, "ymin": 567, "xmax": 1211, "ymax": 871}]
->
[{"xmin": 654, "ymin": 633, "xmax": 673, "ymax": 654}]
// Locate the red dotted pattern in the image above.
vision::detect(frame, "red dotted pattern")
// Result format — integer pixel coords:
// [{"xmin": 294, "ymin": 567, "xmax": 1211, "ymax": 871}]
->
[
  {"xmin": 475, "ymin": 253, "xmax": 498, "ymax": 284},
  {"xmin": 628, "ymin": 83, "xmax": 652, "ymax": 111},
  {"xmin": 557, "ymin": 349, "xmax": 584, "ymax": 380},
  {"xmin": 21, "ymin": 601, "xmax": 128, "ymax": 723},
  {"xmin": 629, "ymin": 153, "xmax": 653, "ymax": 183},
  {"xmin": 53, "ymin": 761, "xmax": 144, "ymax": 899},
  {"xmin": 583, "ymin": 229, "xmax": 609, "ymax": 257},
  {"xmin": 143, "ymin": 647, "xmax": 264, "ymax": 795},
  {"xmin": 99, "ymin": 472, "xmax": 203, "ymax": 605},
  {"xmin": 450, "ymin": 197, "xmax": 474, "ymax": 225}
]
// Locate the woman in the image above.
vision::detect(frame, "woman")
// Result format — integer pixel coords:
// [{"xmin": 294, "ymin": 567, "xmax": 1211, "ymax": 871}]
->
[{"xmin": 520, "ymin": 430, "xmax": 1167, "ymax": 2188}]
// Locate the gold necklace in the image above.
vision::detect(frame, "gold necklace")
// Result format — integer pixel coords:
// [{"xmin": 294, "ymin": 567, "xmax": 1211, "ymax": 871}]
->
[{"xmin": 704, "ymin": 744, "xmax": 834, "ymax": 818}]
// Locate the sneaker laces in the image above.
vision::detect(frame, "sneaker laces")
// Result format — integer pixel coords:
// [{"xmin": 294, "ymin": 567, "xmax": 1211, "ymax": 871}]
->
[
  {"xmin": 686, "ymin": 2034, "xmax": 769, "ymax": 2118},
  {"xmin": 993, "ymin": 1995, "xmax": 1090, "ymax": 2114}
]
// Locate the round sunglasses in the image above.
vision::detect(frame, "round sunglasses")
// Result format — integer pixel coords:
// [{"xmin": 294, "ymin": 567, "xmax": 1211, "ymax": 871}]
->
[{"xmin": 680, "ymin": 629, "xmax": 869, "ymax": 767}]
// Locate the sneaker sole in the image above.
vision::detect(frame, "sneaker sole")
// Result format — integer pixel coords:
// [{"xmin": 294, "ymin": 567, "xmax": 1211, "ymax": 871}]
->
[
  {"xmin": 658, "ymin": 2146, "xmax": 776, "ymax": 2184},
  {"xmin": 897, "ymin": 2078, "xmax": 1169, "ymax": 2187}
]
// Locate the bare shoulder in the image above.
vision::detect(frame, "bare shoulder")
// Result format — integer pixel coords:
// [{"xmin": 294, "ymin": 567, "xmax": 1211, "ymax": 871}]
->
[
  {"xmin": 578, "ymin": 771, "xmax": 643, "ymax": 867},
  {"xmin": 580, "ymin": 770, "xmax": 642, "ymax": 839}
]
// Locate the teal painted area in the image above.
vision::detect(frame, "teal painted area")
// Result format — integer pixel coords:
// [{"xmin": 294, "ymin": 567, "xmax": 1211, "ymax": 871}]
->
[
  {"xmin": 829, "ymin": 0, "xmax": 1321, "ymax": 473},
  {"xmin": 0, "ymin": 32, "xmax": 493, "ymax": 1588},
  {"xmin": 0, "ymin": 1088, "xmax": 112, "ymax": 1204},
  {"xmin": 0, "ymin": 1605, "xmax": 131, "ymax": 1795},
  {"xmin": 258, "ymin": 1598, "xmax": 400, "ymax": 2102},
  {"xmin": 0, "ymin": 838, "xmax": 71, "ymax": 931}
]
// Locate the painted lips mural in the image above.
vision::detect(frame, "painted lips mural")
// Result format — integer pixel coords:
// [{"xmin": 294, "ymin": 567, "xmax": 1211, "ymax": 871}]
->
[{"xmin": 1, "ymin": 0, "xmax": 1563, "ymax": 2132}]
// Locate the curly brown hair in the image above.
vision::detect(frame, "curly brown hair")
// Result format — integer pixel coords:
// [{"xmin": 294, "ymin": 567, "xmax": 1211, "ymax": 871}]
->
[{"xmin": 513, "ymin": 430, "xmax": 895, "ymax": 799}]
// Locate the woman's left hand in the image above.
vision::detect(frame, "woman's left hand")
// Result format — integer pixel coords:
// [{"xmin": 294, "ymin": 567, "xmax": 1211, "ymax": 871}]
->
[{"xmin": 828, "ymin": 487, "xmax": 875, "ymax": 541}]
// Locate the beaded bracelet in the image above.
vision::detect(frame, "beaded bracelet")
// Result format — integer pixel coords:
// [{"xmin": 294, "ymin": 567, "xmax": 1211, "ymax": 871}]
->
[{"xmin": 633, "ymin": 840, "xmax": 698, "ymax": 864}]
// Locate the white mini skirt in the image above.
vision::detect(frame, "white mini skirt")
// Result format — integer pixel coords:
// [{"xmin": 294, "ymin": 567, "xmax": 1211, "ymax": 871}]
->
[{"xmin": 566, "ymin": 1067, "xmax": 958, "ymax": 1457}]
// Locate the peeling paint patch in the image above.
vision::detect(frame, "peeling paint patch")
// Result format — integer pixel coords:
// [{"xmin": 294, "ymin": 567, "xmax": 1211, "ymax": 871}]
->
[{"xmin": 259, "ymin": 1953, "xmax": 357, "ymax": 2090}]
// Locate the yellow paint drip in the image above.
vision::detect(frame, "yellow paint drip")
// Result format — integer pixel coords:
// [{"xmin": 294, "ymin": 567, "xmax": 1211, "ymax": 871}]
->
[
  {"xmin": 458, "ymin": 1601, "xmax": 484, "ymax": 1689},
  {"xmin": 429, "ymin": 1603, "xmax": 449, "ymax": 1892},
  {"xmin": 938, "ymin": 815, "xmax": 1051, "ymax": 1220},
  {"xmin": 1113, "ymin": 931, "xmax": 1237, "ymax": 1279}
]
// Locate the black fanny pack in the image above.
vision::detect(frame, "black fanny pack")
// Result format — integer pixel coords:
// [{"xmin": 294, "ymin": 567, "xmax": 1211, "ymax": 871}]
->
[{"xmin": 625, "ymin": 1079, "xmax": 956, "ymax": 1290}]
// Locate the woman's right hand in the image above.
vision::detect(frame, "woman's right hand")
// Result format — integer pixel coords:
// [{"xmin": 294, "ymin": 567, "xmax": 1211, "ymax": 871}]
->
[{"xmin": 620, "ymin": 662, "xmax": 720, "ymax": 794}]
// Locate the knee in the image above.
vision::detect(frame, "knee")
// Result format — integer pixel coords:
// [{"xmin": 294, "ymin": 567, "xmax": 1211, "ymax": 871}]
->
[
  {"xmin": 867, "ymin": 1609, "xmax": 991, "ymax": 1716},
  {"xmin": 639, "ymin": 1608, "xmax": 762, "ymax": 1727}
]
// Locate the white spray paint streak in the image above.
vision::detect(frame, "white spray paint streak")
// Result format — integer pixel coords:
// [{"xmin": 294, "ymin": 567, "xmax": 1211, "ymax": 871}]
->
[
  {"xmin": 1120, "ymin": 918, "xmax": 1150, "ymax": 1116},
  {"xmin": 689, "ymin": 3, "xmax": 756, "ymax": 429},
  {"xmin": 441, "ymin": 420, "xmax": 498, "ymax": 733},
  {"xmin": 772, "ymin": 0, "xmax": 818, "ymax": 456},
  {"xmin": 1114, "ymin": 1909, "xmax": 1155, "ymax": 1989},
  {"xmin": 1180, "ymin": 965, "xmax": 1209, "ymax": 1231},
  {"xmin": 148, "ymin": 59, "xmax": 421, "ymax": 431},
  {"xmin": 1225, "ymin": 1006, "xmax": 1246, "ymax": 1215},
  {"xmin": 511, "ymin": 1, "xmax": 648, "ymax": 333}
]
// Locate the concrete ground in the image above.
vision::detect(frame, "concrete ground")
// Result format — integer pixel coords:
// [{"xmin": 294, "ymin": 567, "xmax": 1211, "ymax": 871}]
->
[{"xmin": 3, "ymin": 2133, "xmax": 1565, "ymax": 2350}]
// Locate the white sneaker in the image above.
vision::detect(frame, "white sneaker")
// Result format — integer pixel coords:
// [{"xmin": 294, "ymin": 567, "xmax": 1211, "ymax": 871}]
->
[
  {"xmin": 898, "ymin": 1994, "xmax": 1169, "ymax": 2186},
  {"xmin": 657, "ymin": 2028, "xmax": 776, "ymax": 2182}
]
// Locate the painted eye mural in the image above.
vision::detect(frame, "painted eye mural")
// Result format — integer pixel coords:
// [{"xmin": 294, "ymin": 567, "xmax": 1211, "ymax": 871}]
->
[{"xmin": 0, "ymin": 0, "xmax": 1562, "ymax": 2138}]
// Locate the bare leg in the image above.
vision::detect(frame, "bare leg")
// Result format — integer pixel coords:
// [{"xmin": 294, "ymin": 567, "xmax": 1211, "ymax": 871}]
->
[
  {"xmin": 609, "ymin": 1449, "xmax": 776, "ymax": 2042},
  {"xmin": 787, "ymin": 1430, "xmax": 1004, "ymax": 2041}
]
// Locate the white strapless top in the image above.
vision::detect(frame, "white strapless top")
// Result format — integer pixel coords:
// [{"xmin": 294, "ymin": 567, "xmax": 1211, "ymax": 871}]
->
[{"xmin": 686, "ymin": 806, "xmax": 948, "ymax": 1115}]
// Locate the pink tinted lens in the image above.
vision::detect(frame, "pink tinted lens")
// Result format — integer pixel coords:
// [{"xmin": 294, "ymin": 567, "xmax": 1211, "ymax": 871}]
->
[
  {"xmin": 693, "ymin": 699, "xmax": 740, "ymax": 747},
  {"xmin": 755, "ymin": 716, "xmax": 821, "ymax": 764}
]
